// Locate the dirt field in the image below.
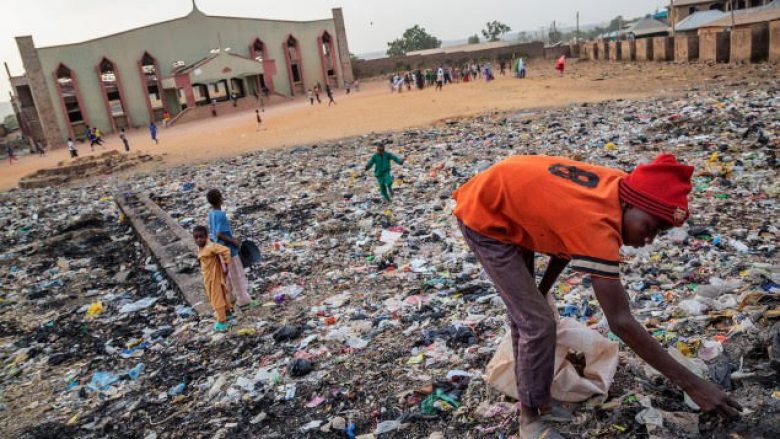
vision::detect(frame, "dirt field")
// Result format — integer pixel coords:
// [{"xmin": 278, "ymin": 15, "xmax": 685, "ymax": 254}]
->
[{"xmin": 1, "ymin": 60, "xmax": 777, "ymax": 191}]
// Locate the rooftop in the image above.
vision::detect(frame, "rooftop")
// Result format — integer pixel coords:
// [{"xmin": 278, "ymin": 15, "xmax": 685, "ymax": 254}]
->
[{"xmin": 703, "ymin": 0, "xmax": 780, "ymax": 27}]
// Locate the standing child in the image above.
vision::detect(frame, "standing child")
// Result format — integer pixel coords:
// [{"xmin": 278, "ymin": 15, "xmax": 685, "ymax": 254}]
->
[
  {"xmin": 364, "ymin": 143, "xmax": 403, "ymax": 202},
  {"xmin": 307, "ymin": 89, "xmax": 315, "ymax": 105},
  {"xmin": 555, "ymin": 55, "xmax": 566, "ymax": 76},
  {"xmin": 67, "ymin": 137, "xmax": 78, "ymax": 158},
  {"xmin": 6, "ymin": 144, "xmax": 17, "ymax": 165},
  {"xmin": 255, "ymin": 109, "xmax": 263, "ymax": 131},
  {"xmin": 207, "ymin": 189, "xmax": 252, "ymax": 307},
  {"xmin": 149, "ymin": 121, "xmax": 158, "ymax": 145},
  {"xmin": 120, "ymin": 128, "xmax": 130, "ymax": 152},
  {"xmin": 193, "ymin": 225, "xmax": 233, "ymax": 332}
]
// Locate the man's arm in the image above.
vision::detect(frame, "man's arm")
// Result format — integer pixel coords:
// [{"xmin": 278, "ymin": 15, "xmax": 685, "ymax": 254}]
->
[
  {"xmin": 591, "ymin": 276, "xmax": 742, "ymax": 418},
  {"xmin": 538, "ymin": 256, "xmax": 569, "ymax": 295},
  {"xmin": 390, "ymin": 153, "xmax": 403, "ymax": 165},
  {"xmin": 364, "ymin": 156, "xmax": 374, "ymax": 172}
]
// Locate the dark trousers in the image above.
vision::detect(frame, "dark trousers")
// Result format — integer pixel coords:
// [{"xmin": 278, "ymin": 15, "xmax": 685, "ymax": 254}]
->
[{"xmin": 458, "ymin": 220, "xmax": 556, "ymax": 407}]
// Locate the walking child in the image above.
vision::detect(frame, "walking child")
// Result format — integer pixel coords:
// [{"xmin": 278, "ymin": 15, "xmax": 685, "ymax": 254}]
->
[
  {"xmin": 193, "ymin": 225, "xmax": 234, "ymax": 332},
  {"xmin": 555, "ymin": 55, "xmax": 566, "ymax": 76},
  {"xmin": 326, "ymin": 84, "xmax": 337, "ymax": 106},
  {"xmin": 255, "ymin": 109, "xmax": 263, "ymax": 131},
  {"xmin": 6, "ymin": 144, "xmax": 17, "ymax": 165},
  {"xmin": 308, "ymin": 89, "xmax": 315, "ymax": 105},
  {"xmin": 67, "ymin": 137, "xmax": 78, "ymax": 158},
  {"xmin": 207, "ymin": 189, "xmax": 252, "ymax": 308},
  {"xmin": 149, "ymin": 121, "xmax": 158, "ymax": 145},
  {"xmin": 364, "ymin": 143, "xmax": 403, "ymax": 202},
  {"xmin": 120, "ymin": 128, "xmax": 130, "ymax": 152}
]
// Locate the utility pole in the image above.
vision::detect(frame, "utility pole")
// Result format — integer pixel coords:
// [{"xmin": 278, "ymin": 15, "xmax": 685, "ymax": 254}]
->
[
  {"xmin": 730, "ymin": 0, "xmax": 736, "ymax": 29},
  {"xmin": 576, "ymin": 11, "xmax": 580, "ymax": 44},
  {"xmin": 671, "ymin": 0, "xmax": 676, "ymax": 36}
]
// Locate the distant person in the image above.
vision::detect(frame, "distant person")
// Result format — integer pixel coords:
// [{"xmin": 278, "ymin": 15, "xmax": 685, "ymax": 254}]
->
[
  {"xmin": 364, "ymin": 143, "xmax": 403, "ymax": 203},
  {"xmin": 326, "ymin": 84, "xmax": 337, "ymax": 106},
  {"xmin": 67, "ymin": 137, "xmax": 78, "ymax": 158},
  {"xmin": 207, "ymin": 189, "xmax": 252, "ymax": 308},
  {"xmin": 211, "ymin": 99, "xmax": 218, "ymax": 117},
  {"xmin": 94, "ymin": 127, "xmax": 104, "ymax": 145},
  {"xmin": 255, "ymin": 109, "xmax": 263, "ymax": 131},
  {"xmin": 353, "ymin": 79, "xmax": 360, "ymax": 92},
  {"xmin": 6, "ymin": 144, "xmax": 17, "ymax": 165},
  {"xmin": 163, "ymin": 111, "xmax": 171, "ymax": 128},
  {"xmin": 516, "ymin": 58, "xmax": 527, "ymax": 79},
  {"xmin": 307, "ymin": 89, "xmax": 315, "ymax": 105},
  {"xmin": 35, "ymin": 141, "xmax": 46, "ymax": 156},
  {"xmin": 345, "ymin": 80, "xmax": 351, "ymax": 94},
  {"xmin": 120, "ymin": 128, "xmax": 130, "ymax": 152},
  {"xmin": 555, "ymin": 55, "xmax": 566, "ymax": 76},
  {"xmin": 149, "ymin": 121, "xmax": 159, "ymax": 145},
  {"xmin": 86, "ymin": 125, "xmax": 103, "ymax": 150},
  {"xmin": 193, "ymin": 225, "xmax": 234, "ymax": 332},
  {"xmin": 314, "ymin": 84, "xmax": 322, "ymax": 104},
  {"xmin": 436, "ymin": 67, "xmax": 444, "ymax": 91},
  {"xmin": 231, "ymin": 91, "xmax": 238, "ymax": 107},
  {"xmin": 500, "ymin": 61, "xmax": 507, "ymax": 76}
]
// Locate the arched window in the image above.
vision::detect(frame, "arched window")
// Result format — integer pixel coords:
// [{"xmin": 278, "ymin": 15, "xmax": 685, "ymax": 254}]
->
[
  {"xmin": 54, "ymin": 63, "xmax": 86, "ymax": 139},
  {"xmin": 284, "ymin": 35, "xmax": 304, "ymax": 95},
  {"xmin": 97, "ymin": 57, "xmax": 130, "ymax": 131},
  {"xmin": 319, "ymin": 31, "xmax": 338, "ymax": 87},
  {"xmin": 138, "ymin": 52, "xmax": 165, "ymax": 121}
]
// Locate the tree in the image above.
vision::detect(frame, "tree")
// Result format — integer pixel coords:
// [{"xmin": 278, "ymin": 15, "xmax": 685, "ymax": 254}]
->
[
  {"xmin": 481, "ymin": 21, "xmax": 512, "ymax": 42},
  {"xmin": 386, "ymin": 25, "xmax": 442, "ymax": 57},
  {"xmin": 3, "ymin": 114, "xmax": 18, "ymax": 131},
  {"xmin": 467, "ymin": 34, "xmax": 480, "ymax": 44},
  {"xmin": 516, "ymin": 31, "xmax": 530, "ymax": 43}
]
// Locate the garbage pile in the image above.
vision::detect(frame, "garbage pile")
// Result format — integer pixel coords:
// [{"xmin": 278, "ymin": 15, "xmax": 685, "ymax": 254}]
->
[{"xmin": 1, "ymin": 78, "xmax": 778, "ymax": 438}]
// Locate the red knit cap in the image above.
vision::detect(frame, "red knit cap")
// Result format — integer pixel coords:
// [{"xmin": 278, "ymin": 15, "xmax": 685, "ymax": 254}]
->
[{"xmin": 618, "ymin": 154, "xmax": 694, "ymax": 227}]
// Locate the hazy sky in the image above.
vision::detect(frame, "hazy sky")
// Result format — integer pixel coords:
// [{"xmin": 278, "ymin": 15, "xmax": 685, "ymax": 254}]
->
[{"xmin": 0, "ymin": 0, "xmax": 665, "ymax": 99}]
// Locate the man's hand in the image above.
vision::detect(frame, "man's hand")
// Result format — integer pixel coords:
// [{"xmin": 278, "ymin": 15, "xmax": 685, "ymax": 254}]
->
[
  {"xmin": 590, "ymin": 276, "xmax": 742, "ymax": 419},
  {"xmin": 684, "ymin": 376, "xmax": 742, "ymax": 418}
]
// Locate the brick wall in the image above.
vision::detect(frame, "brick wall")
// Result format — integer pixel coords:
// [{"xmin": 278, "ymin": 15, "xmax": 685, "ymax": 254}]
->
[
  {"xmin": 732, "ymin": 23, "xmax": 769, "ymax": 63},
  {"xmin": 675, "ymin": 35, "xmax": 699, "ymax": 62},
  {"xmin": 699, "ymin": 31, "xmax": 730, "ymax": 63},
  {"xmin": 636, "ymin": 38, "xmax": 654, "ymax": 61},
  {"xmin": 609, "ymin": 41, "xmax": 622, "ymax": 61},
  {"xmin": 770, "ymin": 20, "xmax": 780, "ymax": 63},
  {"xmin": 353, "ymin": 42, "xmax": 544, "ymax": 78},
  {"xmin": 653, "ymin": 36, "xmax": 674, "ymax": 61},
  {"xmin": 621, "ymin": 40, "xmax": 636, "ymax": 61}
]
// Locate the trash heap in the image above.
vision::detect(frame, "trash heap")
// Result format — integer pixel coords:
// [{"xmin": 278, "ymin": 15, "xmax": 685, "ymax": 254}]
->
[{"xmin": 1, "ymin": 78, "xmax": 778, "ymax": 438}]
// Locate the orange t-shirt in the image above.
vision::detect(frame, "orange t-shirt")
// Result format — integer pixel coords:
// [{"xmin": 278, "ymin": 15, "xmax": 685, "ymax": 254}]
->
[{"xmin": 453, "ymin": 155, "xmax": 625, "ymax": 278}]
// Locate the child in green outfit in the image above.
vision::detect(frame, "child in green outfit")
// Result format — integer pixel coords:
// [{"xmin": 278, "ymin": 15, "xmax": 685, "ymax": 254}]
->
[{"xmin": 364, "ymin": 144, "xmax": 404, "ymax": 202}]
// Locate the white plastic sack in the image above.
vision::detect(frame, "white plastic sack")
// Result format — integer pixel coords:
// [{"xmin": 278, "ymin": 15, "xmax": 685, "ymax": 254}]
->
[{"xmin": 484, "ymin": 317, "xmax": 619, "ymax": 403}]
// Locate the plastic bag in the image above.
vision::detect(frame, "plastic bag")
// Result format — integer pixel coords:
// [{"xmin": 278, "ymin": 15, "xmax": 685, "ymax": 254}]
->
[{"xmin": 484, "ymin": 317, "xmax": 619, "ymax": 403}]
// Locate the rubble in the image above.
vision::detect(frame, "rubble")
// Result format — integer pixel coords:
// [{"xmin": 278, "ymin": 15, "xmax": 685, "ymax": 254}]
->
[
  {"xmin": 1, "ymin": 76, "xmax": 779, "ymax": 438},
  {"xmin": 18, "ymin": 150, "xmax": 160, "ymax": 189}
]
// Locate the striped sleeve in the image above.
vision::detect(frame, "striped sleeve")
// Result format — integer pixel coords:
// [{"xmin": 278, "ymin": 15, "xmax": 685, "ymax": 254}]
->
[{"xmin": 570, "ymin": 255, "xmax": 620, "ymax": 278}]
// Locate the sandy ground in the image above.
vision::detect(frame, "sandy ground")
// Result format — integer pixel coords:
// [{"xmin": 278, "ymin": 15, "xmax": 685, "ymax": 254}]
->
[{"xmin": 1, "ymin": 60, "xmax": 776, "ymax": 191}]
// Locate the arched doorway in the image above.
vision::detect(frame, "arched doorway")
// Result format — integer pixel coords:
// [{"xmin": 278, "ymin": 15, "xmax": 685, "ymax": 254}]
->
[
  {"xmin": 284, "ymin": 35, "xmax": 304, "ymax": 96},
  {"xmin": 97, "ymin": 57, "xmax": 130, "ymax": 132},
  {"xmin": 138, "ymin": 52, "xmax": 165, "ymax": 122},
  {"xmin": 319, "ymin": 31, "xmax": 338, "ymax": 87},
  {"xmin": 54, "ymin": 64, "xmax": 87, "ymax": 140}
]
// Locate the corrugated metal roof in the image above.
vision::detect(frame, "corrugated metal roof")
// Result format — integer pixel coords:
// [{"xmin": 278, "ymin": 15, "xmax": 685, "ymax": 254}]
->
[
  {"xmin": 669, "ymin": 0, "xmax": 721, "ymax": 7},
  {"xmin": 675, "ymin": 10, "xmax": 727, "ymax": 31},
  {"xmin": 627, "ymin": 17, "xmax": 670, "ymax": 36},
  {"xmin": 703, "ymin": 0, "xmax": 780, "ymax": 27},
  {"xmin": 406, "ymin": 41, "xmax": 512, "ymax": 56}
]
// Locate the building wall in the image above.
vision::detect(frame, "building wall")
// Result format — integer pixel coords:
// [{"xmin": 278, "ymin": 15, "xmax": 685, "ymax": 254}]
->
[
  {"xmin": 608, "ymin": 41, "xmax": 622, "ymax": 61},
  {"xmin": 699, "ymin": 31, "xmax": 731, "ymax": 62},
  {"xmin": 29, "ymin": 8, "xmax": 344, "ymax": 139},
  {"xmin": 636, "ymin": 38, "xmax": 654, "ymax": 61},
  {"xmin": 621, "ymin": 40, "xmax": 637, "ymax": 61},
  {"xmin": 770, "ymin": 20, "xmax": 780, "ymax": 63},
  {"xmin": 675, "ymin": 35, "xmax": 700, "ymax": 62},
  {"xmin": 731, "ymin": 22, "xmax": 769, "ymax": 62},
  {"xmin": 15, "ymin": 37, "xmax": 64, "ymax": 146},
  {"xmin": 352, "ymin": 42, "xmax": 544, "ymax": 78},
  {"xmin": 653, "ymin": 36, "xmax": 675, "ymax": 61}
]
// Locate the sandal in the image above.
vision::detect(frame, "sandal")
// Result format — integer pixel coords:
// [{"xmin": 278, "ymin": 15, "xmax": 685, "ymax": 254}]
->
[{"xmin": 518, "ymin": 420, "xmax": 564, "ymax": 439}]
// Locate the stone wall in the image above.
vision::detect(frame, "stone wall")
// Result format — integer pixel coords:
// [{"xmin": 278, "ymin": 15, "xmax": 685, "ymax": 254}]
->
[
  {"xmin": 675, "ymin": 35, "xmax": 699, "ymax": 62},
  {"xmin": 352, "ymin": 42, "xmax": 544, "ymax": 78},
  {"xmin": 636, "ymin": 38, "xmax": 654, "ymax": 61}
]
